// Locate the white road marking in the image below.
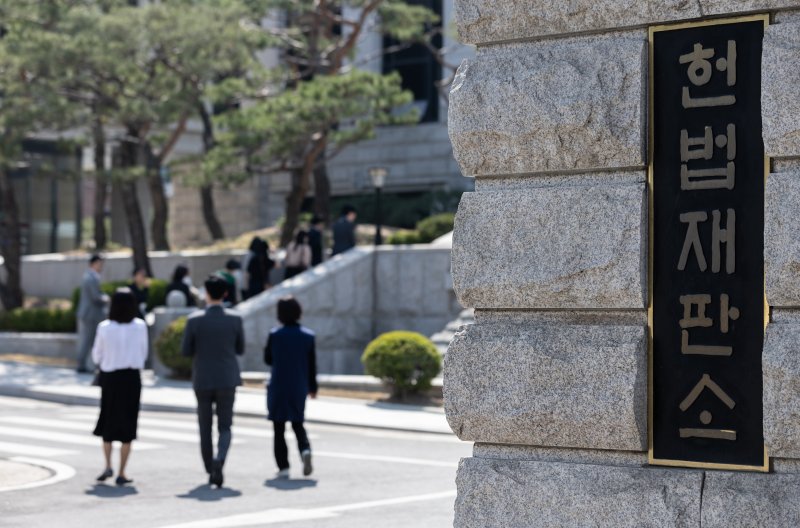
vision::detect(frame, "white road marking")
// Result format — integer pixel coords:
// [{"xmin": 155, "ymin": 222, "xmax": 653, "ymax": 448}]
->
[
  {"xmin": 0, "ymin": 425, "xmax": 163, "ymax": 450},
  {"xmin": 155, "ymin": 490, "xmax": 456, "ymax": 528},
  {"xmin": 314, "ymin": 451, "xmax": 459, "ymax": 468},
  {"xmin": 0, "ymin": 456, "xmax": 75, "ymax": 493},
  {"xmin": 0, "ymin": 441, "xmax": 78, "ymax": 457},
  {"xmin": 0, "ymin": 416, "xmax": 244, "ymax": 445},
  {"xmin": 59, "ymin": 415, "xmax": 317, "ymax": 440}
]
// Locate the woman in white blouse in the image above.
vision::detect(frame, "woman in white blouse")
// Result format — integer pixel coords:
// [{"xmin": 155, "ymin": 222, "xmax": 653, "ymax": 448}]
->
[{"xmin": 91, "ymin": 288, "xmax": 148, "ymax": 486}]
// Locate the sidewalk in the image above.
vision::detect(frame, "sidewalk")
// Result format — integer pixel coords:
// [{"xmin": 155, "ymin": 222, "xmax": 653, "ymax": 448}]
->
[{"xmin": 0, "ymin": 362, "xmax": 453, "ymax": 435}]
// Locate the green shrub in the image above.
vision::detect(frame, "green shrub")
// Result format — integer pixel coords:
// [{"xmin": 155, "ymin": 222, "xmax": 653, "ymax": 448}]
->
[
  {"xmin": 155, "ymin": 316, "xmax": 192, "ymax": 379},
  {"xmin": 386, "ymin": 230, "xmax": 423, "ymax": 245},
  {"xmin": 361, "ymin": 331, "xmax": 442, "ymax": 399},
  {"xmin": 415, "ymin": 213, "xmax": 455, "ymax": 243},
  {"xmin": 71, "ymin": 278, "xmax": 168, "ymax": 313},
  {"xmin": 0, "ymin": 307, "xmax": 76, "ymax": 333}
]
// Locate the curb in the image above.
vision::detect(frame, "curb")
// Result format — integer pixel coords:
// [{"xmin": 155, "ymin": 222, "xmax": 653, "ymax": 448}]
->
[{"xmin": 0, "ymin": 385, "xmax": 454, "ymax": 437}]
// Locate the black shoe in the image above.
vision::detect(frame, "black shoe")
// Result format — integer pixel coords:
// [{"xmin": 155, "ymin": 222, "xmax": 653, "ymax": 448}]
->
[
  {"xmin": 115, "ymin": 476, "xmax": 133, "ymax": 486},
  {"xmin": 96, "ymin": 468, "xmax": 113, "ymax": 482},
  {"xmin": 301, "ymin": 450, "xmax": 313, "ymax": 477},
  {"xmin": 211, "ymin": 460, "xmax": 223, "ymax": 488}
]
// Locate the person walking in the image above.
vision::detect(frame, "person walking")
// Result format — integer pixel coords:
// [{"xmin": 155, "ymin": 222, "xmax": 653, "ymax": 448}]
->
[
  {"xmin": 308, "ymin": 216, "xmax": 325, "ymax": 267},
  {"xmin": 283, "ymin": 231, "xmax": 311, "ymax": 280},
  {"xmin": 216, "ymin": 259, "xmax": 241, "ymax": 307},
  {"xmin": 244, "ymin": 237, "xmax": 275, "ymax": 300},
  {"xmin": 76, "ymin": 255, "xmax": 109, "ymax": 373},
  {"xmin": 92, "ymin": 288, "xmax": 148, "ymax": 486},
  {"xmin": 128, "ymin": 267, "xmax": 150, "ymax": 319},
  {"xmin": 181, "ymin": 276, "xmax": 245, "ymax": 488},
  {"xmin": 264, "ymin": 296, "xmax": 318, "ymax": 479},
  {"xmin": 331, "ymin": 205, "xmax": 357, "ymax": 256},
  {"xmin": 166, "ymin": 264, "xmax": 197, "ymax": 307}
]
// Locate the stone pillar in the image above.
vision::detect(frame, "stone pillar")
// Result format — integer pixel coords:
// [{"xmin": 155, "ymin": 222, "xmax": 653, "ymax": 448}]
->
[{"xmin": 445, "ymin": 2, "xmax": 800, "ymax": 525}]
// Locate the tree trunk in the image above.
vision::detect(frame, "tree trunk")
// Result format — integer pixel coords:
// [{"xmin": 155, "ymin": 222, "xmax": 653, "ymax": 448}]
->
[
  {"xmin": 197, "ymin": 104, "xmax": 225, "ymax": 240},
  {"xmin": 281, "ymin": 168, "xmax": 308, "ymax": 247},
  {"xmin": 200, "ymin": 185, "xmax": 225, "ymax": 240},
  {"xmin": 119, "ymin": 137, "xmax": 152, "ymax": 276},
  {"xmin": 146, "ymin": 164, "xmax": 170, "ymax": 251},
  {"xmin": 92, "ymin": 118, "xmax": 108, "ymax": 250},
  {"xmin": 313, "ymin": 157, "xmax": 331, "ymax": 225},
  {"xmin": 0, "ymin": 167, "xmax": 24, "ymax": 310}
]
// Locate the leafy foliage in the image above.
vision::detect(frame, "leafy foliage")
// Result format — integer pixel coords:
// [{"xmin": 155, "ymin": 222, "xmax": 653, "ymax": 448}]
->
[
  {"xmin": 0, "ymin": 307, "xmax": 77, "ymax": 333},
  {"xmin": 361, "ymin": 331, "xmax": 441, "ymax": 398},
  {"xmin": 71, "ymin": 279, "xmax": 168, "ymax": 313},
  {"xmin": 155, "ymin": 316, "xmax": 193, "ymax": 379},
  {"xmin": 415, "ymin": 212, "xmax": 455, "ymax": 243}
]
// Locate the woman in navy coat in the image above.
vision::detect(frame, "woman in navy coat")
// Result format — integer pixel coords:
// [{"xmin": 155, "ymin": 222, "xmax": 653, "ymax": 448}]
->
[{"xmin": 264, "ymin": 296, "xmax": 318, "ymax": 479}]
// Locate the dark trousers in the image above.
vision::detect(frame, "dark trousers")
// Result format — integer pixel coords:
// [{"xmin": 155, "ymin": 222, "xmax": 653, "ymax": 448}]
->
[
  {"xmin": 195, "ymin": 388, "xmax": 236, "ymax": 473},
  {"xmin": 273, "ymin": 421, "xmax": 310, "ymax": 471}
]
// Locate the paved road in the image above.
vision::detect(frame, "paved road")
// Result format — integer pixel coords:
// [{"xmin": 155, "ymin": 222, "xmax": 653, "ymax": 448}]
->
[{"xmin": 0, "ymin": 396, "xmax": 470, "ymax": 528}]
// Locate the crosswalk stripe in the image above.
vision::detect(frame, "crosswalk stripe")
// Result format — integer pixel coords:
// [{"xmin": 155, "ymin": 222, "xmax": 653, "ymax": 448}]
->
[
  {"xmin": 0, "ymin": 417, "xmax": 246, "ymax": 445},
  {"xmin": 58, "ymin": 414, "xmax": 316, "ymax": 440},
  {"xmin": 0, "ymin": 440, "xmax": 78, "ymax": 457},
  {"xmin": 0, "ymin": 425, "xmax": 163, "ymax": 450},
  {"xmin": 313, "ymin": 451, "xmax": 459, "ymax": 468}
]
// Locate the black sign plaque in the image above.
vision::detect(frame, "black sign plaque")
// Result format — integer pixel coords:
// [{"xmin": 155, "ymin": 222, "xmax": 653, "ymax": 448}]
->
[{"xmin": 649, "ymin": 16, "xmax": 768, "ymax": 471}]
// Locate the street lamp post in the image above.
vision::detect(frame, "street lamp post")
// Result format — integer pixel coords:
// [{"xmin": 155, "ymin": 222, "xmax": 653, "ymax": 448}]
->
[{"xmin": 368, "ymin": 167, "xmax": 388, "ymax": 246}]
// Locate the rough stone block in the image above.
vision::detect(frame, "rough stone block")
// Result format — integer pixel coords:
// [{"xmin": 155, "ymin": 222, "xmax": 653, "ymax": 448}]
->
[
  {"xmin": 452, "ymin": 184, "xmax": 646, "ymax": 309},
  {"xmin": 701, "ymin": 471, "xmax": 800, "ymax": 527},
  {"xmin": 453, "ymin": 0, "xmax": 698, "ymax": 44},
  {"xmin": 763, "ymin": 322, "xmax": 800, "ymax": 458},
  {"xmin": 765, "ymin": 171, "xmax": 800, "ymax": 306},
  {"xmin": 763, "ymin": 22, "xmax": 800, "ymax": 158},
  {"xmin": 444, "ymin": 322, "xmax": 647, "ymax": 451},
  {"xmin": 455, "ymin": 458, "xmax": 702, "ymax": 528},
  {"xmin": 448, "ymin": 33, "xmax": 646, "ymax": 177}
]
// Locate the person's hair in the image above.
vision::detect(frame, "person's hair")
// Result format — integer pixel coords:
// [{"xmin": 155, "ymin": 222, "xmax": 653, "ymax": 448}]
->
[
  {"xmin": 171, "ymin": 264, "xmax": 189, "ymax": 284},
  {"xmin": 277, "ymin": 296, "xmax": 302, "ymax": 325},
  {"xmin": 109, "ymin": 288, "xmax": 138, "ymax": 324},
  {"xmin": 248, "ymin": 236, "xmax": 263, "ymax": 252},
  {"xmin": 225, "ymin": 259, "xmax": 241, "ymax": 270},
  {"xmin": 311, "ymin": 215, "xmax": 323, "ymax": 226},
  {"xmin": 89, "ymin": 254, "xmax": 103, "ymax": 265},
  {"xmin": 132, "ymin": 267, "xmax": 146, "ymax": 277},
  {"xmin": 341, "ymin": 205, "xmax": 356, "ymax": 216},
  {"xmin": 205, "ymin": 275, "xmax": 229, "ymax": 301},
  {"xmin": 294, "ymin": 230, "xmax": 308, "ymax": 245}
]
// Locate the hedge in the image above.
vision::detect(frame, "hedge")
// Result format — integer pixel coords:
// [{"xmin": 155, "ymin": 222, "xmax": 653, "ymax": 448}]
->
[
  {"xmin": 361, "ymin": 330, "xmax": 442, "ymax": 399},
  {"xmin": 387, "ymin": 212, "xmax": 455, "ymax": 245},
  {"xmin": 0, "ymin": 307, "xmax": 76, "ymax": 333},
  {"xmin": 155, "ymin": 316, "xmax": 192, "ymax": 378},
  {"xmin": 71, "ymin": 278, "xmax": 168, "ymax": 313}
]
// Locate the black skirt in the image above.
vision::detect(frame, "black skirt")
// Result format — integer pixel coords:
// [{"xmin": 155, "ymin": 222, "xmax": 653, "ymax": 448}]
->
[{"xmin": 93, "ymin": 369, "xmax": 141, "ymax": 443}]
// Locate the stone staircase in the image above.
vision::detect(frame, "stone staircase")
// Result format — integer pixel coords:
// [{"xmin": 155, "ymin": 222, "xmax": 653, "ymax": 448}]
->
[{"xmin": 431, "ymin": 308, "xmax": 474, "ymax": 355}]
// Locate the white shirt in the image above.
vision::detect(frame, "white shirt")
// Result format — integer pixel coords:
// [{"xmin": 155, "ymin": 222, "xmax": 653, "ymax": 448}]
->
[{"xmin": 91, "ymin": 319, "xmax": 149, "ymax": 372}]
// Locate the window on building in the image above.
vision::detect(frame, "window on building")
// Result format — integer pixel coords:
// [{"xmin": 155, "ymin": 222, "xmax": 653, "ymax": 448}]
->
[{"xmin": 382, "ymin": 0, "xmax": 443, "ymax": 124}]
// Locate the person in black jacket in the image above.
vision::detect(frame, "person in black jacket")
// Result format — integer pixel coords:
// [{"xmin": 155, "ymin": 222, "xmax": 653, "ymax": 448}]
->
[
  {"xmin": 308, "ymin": 216, "xmax": 325, "ymax": 267},
  {"xmin": 181, "ymin": 276, "xmax": 245, "ymax": 488},
  {"xmin": 128, "ymin": 267, "xmax": 150, "ymax": 319},
  {"xmin": 331, "ymin": 206, "xmax": 357, "ymax": 256},
  {"xmin": 264, "ymin": 296, "xmax": 318, "ymax": 479},
  {"xmin": 166, "ymin": 264, "xmax": 196, "ymax": 307}
]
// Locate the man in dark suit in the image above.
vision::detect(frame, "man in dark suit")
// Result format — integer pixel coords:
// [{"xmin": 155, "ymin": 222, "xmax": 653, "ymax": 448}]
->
[
  {"xmin": 308, "ymin": 216, "xmax": 325, "ymax": 267},
  {"xmin": 181, "ymin": 275, "xmax": 244, "ymax": 488},
  {"xmin": 331, "ymin": 205, "xmax": 357, "ymax": 256}
]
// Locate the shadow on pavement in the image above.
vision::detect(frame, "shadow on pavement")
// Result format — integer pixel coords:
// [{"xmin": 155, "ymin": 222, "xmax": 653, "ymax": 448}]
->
[
  {"xmin": 85, "ymin": 484, "xmax": 139, "ymax": 498},
  {"xmin": 177, "ymin": 484, "xmax": 242, "ymax": 501},
  {"xmin": 264, "ymin": 478, "xmax": 317, "ymax": 491}
]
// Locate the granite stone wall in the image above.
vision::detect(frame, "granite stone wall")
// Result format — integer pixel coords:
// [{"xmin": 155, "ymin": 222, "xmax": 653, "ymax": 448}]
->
[{"xmin": 445, "ymin": 2, "xmax": 800, "ymax": 525}]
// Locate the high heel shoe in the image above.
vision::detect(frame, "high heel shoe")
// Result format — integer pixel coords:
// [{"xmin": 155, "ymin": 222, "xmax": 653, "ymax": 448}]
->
[{"xmin": 96, "ymin": 468, "xmax": 113, "ymax": 482}]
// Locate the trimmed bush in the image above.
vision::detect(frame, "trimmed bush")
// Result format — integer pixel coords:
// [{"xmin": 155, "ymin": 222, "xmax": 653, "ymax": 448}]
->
[
  {"xmin": 386, "ymin": 230, "xmax": 423, "ymax": 245},
  {"xmin": 415, "ymin": 212, "xmax": 455, "ymax": 243},
  {"xmin": 0, "ymin": 307, "xmax": 76, "ymax": 333},
  {"xmin": 155, "ymin": 317, "xmax": 192, "ymax": 379},
  {"xmin": 361, "ymin": 331, "xmax": 442, "ymax": 399},
  {"xmin": 71, "ymin": 278, "xmax": 168, "ymax": 313}
]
